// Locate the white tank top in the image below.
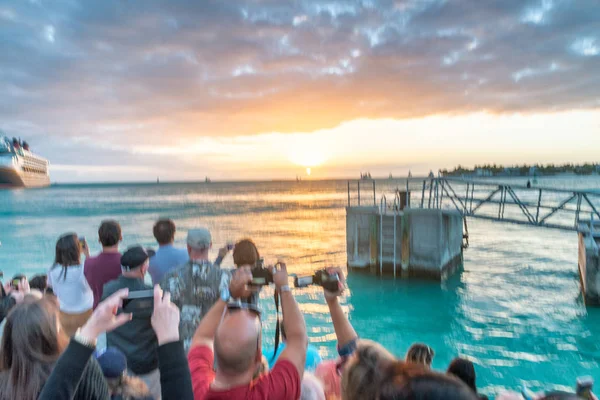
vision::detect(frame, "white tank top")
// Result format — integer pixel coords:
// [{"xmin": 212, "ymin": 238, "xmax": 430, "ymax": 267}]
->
[{"xmin": 47, "ymin": 263, "xmax": 94, "ymax": 313}]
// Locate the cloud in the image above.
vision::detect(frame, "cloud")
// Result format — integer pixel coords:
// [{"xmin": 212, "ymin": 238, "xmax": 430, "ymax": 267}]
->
[
  {"xmin": 0, "ymin": 0, "xmax": 599, "ymax": 164},
  {"xmin": 571, "ymin": 37, "xmax": 599, "ymax": 56}
]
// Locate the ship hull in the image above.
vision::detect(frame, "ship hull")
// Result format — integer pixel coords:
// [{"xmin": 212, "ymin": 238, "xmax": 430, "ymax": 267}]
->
[{"xmin": 0, "ymin": 166, "xmax": 50, "ymax": 188}]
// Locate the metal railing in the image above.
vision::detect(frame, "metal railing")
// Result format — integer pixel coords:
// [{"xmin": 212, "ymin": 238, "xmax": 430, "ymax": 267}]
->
[
  {"xmin": 348, "ymin": 180, "xmax": 376, "ymax": 207},
  {"xmin": 425, "ymin": 177, "xmax": 600, "ymax": 232},
  {"xmin": 348, "ymin": 178, "xmax": 600, "ymax": 233}
]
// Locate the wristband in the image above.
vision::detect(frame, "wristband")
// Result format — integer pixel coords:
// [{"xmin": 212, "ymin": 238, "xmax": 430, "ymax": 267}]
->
[
  {"xmin": 73, "ymin": 328, "xmax": 97, "ymax": 349},
  {"xmin": 338, "ymin": 337, "xmax": 359, "ymax": 358},
  {"xmin": 279, "ymin": 285, "xmax": 291, "ymax": 293}
]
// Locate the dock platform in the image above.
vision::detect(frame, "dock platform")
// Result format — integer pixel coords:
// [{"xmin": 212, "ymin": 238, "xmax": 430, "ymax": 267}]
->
[
  {"xmin": 346, "ymin": 185, "xmax": 464, "ymax": 280},
  {"xmin": 578, "ymin": 219, "xmax": 600, "ymax": 305}
]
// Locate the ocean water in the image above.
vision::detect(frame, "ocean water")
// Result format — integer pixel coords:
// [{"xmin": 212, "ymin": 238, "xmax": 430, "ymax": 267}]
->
[{"xmin": 1, "ymin": 176, "xmax": 600, "ymax": 397}]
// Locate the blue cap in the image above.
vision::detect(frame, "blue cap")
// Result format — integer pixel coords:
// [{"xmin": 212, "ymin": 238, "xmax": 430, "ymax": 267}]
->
[{"xmin": 95, "ymin": 347, "xmax": 127, "ymax": 378}]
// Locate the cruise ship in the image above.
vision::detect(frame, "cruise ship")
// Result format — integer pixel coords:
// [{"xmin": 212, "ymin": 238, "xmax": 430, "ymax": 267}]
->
[{"xmin": 0, "ymin": 136, "xmax": 50, "ymax": 188}]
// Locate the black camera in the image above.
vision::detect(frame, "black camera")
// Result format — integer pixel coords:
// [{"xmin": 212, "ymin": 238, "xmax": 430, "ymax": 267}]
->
[
  {"xmin": 294, "ymin": 269, "xmax": 340, "ymax": 292},
  {"xmin": 250, "ymin": 257, "xmax": 273, "ymax": 286}
]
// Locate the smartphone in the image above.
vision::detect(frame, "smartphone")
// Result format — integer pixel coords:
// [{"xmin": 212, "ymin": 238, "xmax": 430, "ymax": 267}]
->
[
  {"xmin": 122, "ymin": 289, "xmax": 154, "ymax": 312},
  {"xmin": 79, "ymin": 236, "xmax": 87, "ymax": 248},
  {"xmin": 226, "ymin": 243, "xmax": 234, "ymax": 251},
  {"xmin": 11, "ymin": 278, "xmax": 21, "ymax": 289}
]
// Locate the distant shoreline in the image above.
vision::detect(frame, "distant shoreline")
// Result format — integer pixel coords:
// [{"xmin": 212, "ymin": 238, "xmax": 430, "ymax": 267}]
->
[{"xmin": 46, "ymin": 174, "xmax": 600, "ymax": 186}]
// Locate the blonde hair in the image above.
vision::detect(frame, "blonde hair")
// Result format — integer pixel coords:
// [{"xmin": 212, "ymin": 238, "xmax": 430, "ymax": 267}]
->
[
  {"xmin": 301, "ymin": 372, "xmax": 326, "ymax": 400},
  {"xmin": 405, "ymin": 343, "xmax": 434, "ymax": 367},
  {"xmin": 341, "ymin": 339, "xmax": 395, "ymax": 400},
  {"xmin": 107, "ymin": 375, "xmax": 150, "ymax": 399}
]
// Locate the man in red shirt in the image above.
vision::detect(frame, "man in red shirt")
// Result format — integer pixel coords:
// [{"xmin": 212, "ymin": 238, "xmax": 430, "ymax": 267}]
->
[
  {"xmin": 84, "ymin": 220, "xmax": 123, "ymax": 309},
  {"xmin": 188, "ymin": 263, "xmax": 307, "ymax": 400}
]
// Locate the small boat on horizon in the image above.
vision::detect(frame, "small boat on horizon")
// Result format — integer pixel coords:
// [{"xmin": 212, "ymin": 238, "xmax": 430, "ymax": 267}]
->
[{"xmin": 205, "ymin": 176, "xmax": 211, "ymax": 183}]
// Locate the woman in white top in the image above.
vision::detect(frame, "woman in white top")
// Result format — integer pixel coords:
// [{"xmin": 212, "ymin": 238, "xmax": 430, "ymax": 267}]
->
[{"xmin": 47, "ymin": 233, "xmax": 94, "ymax": 337}]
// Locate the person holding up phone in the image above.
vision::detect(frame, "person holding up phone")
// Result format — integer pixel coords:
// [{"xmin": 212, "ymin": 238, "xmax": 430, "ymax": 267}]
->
[
  {"xmin": 0, "ymin": 276, "xmax": 31, "ymax": 325},
  {"xmin": 47, "ymin": 233, "xmax": 93, "ymax": 338},
  {"xmin": 101, "ymin": 245, "xmax": 161, "ymax": 399}
]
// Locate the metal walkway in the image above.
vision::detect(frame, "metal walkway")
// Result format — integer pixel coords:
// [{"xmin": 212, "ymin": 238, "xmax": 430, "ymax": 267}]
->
[
  {"xmin": 348, "ymin": 178, "xmax": 600, "ymax": 233},
  {"xmin": 422, "ymin": 177, "xmax": 600, "ymax": 232}
]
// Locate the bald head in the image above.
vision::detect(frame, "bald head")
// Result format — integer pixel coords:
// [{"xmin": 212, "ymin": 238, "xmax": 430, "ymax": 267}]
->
[{"xmin": 214, "ymin": 310, "xmax": 262, "ymax": 376}]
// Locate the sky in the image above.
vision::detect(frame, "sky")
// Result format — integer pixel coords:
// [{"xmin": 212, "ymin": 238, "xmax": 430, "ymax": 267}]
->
[{"xmin": 1, "ymin": 0, "xmax": 599, "ymax": 182}]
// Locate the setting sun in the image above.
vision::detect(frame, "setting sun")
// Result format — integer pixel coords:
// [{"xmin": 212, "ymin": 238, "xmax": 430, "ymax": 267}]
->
[{"xmin": 286, "ymin": 135, "xmax": 329, "ymax": 168}]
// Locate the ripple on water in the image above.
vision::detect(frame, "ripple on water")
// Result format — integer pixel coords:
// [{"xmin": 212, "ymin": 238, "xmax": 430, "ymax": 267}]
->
[{"xmin": 1, "ymin": 178, "xmax": 600, "ymax": 396}]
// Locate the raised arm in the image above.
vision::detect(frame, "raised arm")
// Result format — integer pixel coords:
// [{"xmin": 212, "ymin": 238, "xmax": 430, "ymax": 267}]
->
[
  {"xmin": 324, "ymin": 267, "xmax": 358, "ymax": 349},
  {"xmin": 214, "ymin": 245, "xmax": 228, "ymax": 267},
  {"xmin": 274, "ymin": 262, "xmax": 308, "ymax": 377},
  {"xmin": 189, "ymin": 267, "xmax": 253, "ymax": 349},
  {"xmin": 38, "ymin": 289, "xmax": 131, "ymax": 400},
  {"xmin": 151, "ymin": 285, "xmax": 194, "ymax": 400}
]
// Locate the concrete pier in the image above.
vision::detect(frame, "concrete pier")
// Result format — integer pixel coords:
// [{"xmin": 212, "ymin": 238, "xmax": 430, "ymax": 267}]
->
[
  {"xmin": 346, "ymin": 206, "xmax": 464, "ymax": 280},
  {"xmin": 578, "ymin": 220, "xmax": 600, "ymax": 305}
]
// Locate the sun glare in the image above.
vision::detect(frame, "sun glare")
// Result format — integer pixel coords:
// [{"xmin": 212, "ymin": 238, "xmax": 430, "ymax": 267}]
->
[
  {"xmin": 287, "ymin": 137, "xmax": 329, "ymax": 168},
  {"xmin": 306, "ymin": 167, "xmax": 311, "ymax": 176}
]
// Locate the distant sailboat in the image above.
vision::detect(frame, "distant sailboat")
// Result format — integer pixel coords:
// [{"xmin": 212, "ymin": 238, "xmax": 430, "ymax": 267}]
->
[
  {"xmin": 157, "ymin": 177, "xmax": 160, "ymax": 184},
  {"xmin": 389, "ymin": 173, "xmax": 393, "ymax": 179},
  {"xmin": 408, "ymin": 170, "xmax": 413, "ymax": 178},
  {"xmin": 205, "ymin": 176, "xmax": 211, "ymax": 183}
]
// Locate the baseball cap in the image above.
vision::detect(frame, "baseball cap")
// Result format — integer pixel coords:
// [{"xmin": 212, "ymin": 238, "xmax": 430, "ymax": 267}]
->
[
  {"xmin": 187, "ymin": 228, "xmax": 211, "ymax": 250},
  {"xmin": 95, "ymin": 347, "xmax": 127, "ymax": 378},
  {"xmin": 121, "ymin": 245, "xmax": 156, "ymax": 270}
]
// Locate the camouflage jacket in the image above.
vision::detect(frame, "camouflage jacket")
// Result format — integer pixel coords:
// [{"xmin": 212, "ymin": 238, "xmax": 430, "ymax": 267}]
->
[{"xmin": 160, "ymin": 259, "xmax": 231, "ymax": 350}]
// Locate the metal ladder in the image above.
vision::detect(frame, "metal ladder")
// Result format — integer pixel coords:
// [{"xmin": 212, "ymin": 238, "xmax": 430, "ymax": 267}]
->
[{"xmin": 379, "ymin": 194, "xmax": 399, "ymax": 278}]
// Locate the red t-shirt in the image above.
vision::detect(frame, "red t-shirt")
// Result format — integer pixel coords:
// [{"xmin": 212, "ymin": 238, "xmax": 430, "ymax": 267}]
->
[
  {"xmin": 188, "ymin": 345, "xmax": 300, "ymax": 400},
  {"xmin": 84, "ymin": 252, "xmax": 122, "ymax": 309}
]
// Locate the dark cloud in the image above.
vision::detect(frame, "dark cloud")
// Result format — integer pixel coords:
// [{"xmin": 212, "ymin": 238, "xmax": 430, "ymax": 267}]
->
[{"xmin": 0, "ymin": 0, "xmax": 599, "ymax": 149}]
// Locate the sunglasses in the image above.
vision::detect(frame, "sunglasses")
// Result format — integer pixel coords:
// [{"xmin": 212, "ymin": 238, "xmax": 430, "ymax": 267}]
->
[
  {"xmin": 226, "ymin": 302, "xmax": 263, "ymax": 351},
  {"xmin": 226, "ymin": 302, "xmax": 262, "ymax": 319}
]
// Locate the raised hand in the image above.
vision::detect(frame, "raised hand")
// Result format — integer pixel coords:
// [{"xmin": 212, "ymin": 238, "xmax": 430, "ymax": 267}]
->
[
  {"xmin": 324, "ymin": 267, "xmax": 346, "ymax": 301},
  {"xmin": 273, "ymin": 260, "xmax": 289, "ymax": 289},
  {"xmin": 80, "ymin": 288, "xmax": 132, "ymax": 340},
  {"xmin": 151, "ymin": 285, "xmax": 181, "ymax": 345},
  {"xmin": 230, "ymin": 266, "xmax": 254, "ymax": 299}
]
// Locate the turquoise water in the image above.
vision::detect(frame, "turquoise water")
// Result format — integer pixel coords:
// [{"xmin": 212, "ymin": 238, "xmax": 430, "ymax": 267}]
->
[{"xmin": 1, "ymin": 177, "xmax": 600, "ymax": 397}]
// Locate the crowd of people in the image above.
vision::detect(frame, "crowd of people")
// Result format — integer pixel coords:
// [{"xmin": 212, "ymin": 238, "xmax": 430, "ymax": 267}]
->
[{"xmin": 0, "ymin": 218, "xmax": 595, "ymax": 400}]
